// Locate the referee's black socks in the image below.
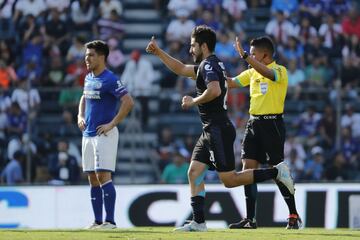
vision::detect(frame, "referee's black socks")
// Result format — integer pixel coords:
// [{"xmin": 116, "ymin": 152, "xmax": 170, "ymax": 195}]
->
[
  {"xmin": 276, "ymin": 181, "xmax": 298, "ymax": 215},
  {"xmin": 191, "ymin": 196, "xmax": 205, "ymax": 223}
]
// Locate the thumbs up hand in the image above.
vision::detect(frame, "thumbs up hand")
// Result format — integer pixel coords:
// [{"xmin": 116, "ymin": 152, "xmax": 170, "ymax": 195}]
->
[{"xmin": 146, "ymin": 36, "xmax": 159, "ymax": 55}]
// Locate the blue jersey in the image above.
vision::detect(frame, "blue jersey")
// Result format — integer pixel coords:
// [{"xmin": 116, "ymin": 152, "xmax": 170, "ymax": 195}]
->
[{"xmin": 83, "ymin": 69, "xmax": 128, "ymax": 137}]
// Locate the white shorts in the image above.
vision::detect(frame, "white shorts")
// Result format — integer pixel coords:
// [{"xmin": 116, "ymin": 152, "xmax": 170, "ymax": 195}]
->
[{"xmin": 82, "ymin": 127, "xmax": 119, "ymax": 172}]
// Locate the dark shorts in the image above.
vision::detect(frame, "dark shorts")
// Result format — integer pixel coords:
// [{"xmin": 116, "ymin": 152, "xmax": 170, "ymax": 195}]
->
[
  {"xmin": 242, "ymin": 114, "xmax": 285, "ymax": 165},
  {"xmin": 192, "ymin": 121, "xmax": 236, "ymax": 172}
]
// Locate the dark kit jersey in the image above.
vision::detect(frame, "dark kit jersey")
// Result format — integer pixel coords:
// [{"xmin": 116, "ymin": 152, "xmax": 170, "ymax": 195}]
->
[{"xmin": 194, "ymin": 54, "xmax": 229, "ymax": 127}]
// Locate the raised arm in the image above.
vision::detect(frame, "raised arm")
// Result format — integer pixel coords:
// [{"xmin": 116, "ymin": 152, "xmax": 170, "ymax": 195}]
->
[
  {"xmin": 235, "ymin": 37, "xmax": 275, "ymax": 81},
  {"xmin": 146, "ymin": 36, "xmax": 196, "ymax": 79}
]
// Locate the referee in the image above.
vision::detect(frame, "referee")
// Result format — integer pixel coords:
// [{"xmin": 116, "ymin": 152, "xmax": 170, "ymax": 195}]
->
[{"xmin": 227, "ymin": 36, "xmax": 301, "ymax": 229}]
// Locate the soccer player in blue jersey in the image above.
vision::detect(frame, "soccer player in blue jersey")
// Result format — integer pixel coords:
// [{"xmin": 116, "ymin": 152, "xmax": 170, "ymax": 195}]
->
[{"xmin": 78, "ymin": 40, "xmax": 134, "ymax": 229}]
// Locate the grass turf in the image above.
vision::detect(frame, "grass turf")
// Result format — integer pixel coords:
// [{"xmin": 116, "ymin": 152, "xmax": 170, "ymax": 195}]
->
[{"xmin": 1, "ymin": 227, "xmax": 360, "ymax": 240}]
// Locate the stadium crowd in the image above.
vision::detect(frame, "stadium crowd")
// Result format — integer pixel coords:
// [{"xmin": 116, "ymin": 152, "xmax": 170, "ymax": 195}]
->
[{"xmin": 0, "ymin": 0, "xmax": 360, "ymax": 185}]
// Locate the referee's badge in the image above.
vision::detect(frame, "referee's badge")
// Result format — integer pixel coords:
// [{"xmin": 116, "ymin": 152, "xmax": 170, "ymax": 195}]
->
[{"xmin": 260, "ymin": 82, "xmax": 268, "ymax": 94}]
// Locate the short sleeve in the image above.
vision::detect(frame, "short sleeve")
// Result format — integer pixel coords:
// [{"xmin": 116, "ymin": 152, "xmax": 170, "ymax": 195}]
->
[
  {"xmin": 110, "ymin": 78, "xmax": 128, "ymax": 98},
  {"xmin": 272, "ymin": 66, "xmax": 287, "ymax": 83},
  {"xmin": 233, "ymin": 69, "xmax": 251, "ymax": 87},
  {"xmin": 200, "ymin": 62, "xmax": 219, "ymax": 85}
]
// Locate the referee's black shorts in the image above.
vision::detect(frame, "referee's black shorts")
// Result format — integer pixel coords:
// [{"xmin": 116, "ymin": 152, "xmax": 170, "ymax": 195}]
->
[
  {"xmin": 192, "ymin": 120, "xmax": 236, "ymax": 172},
  {"xmin": 242, "ymin": 114, "xmax": 285, "ymax": 165}
]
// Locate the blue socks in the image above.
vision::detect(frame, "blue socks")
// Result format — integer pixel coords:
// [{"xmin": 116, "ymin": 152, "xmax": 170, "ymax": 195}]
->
[
  {"xmin": 90, "ymin": 186, "xmax": 103, "ymax": 224},
  {"xmin": 102, "ymin": 181, "xmax": 116, "ymax": 224}
]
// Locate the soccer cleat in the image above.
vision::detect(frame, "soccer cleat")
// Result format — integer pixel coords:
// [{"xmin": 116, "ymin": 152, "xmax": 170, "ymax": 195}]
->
[
  {"xmin": 229, "ymin": 218, "xmax": 257, "ymax": 229},
  {"xmin": 84, "ymin": 222, "xmax": 101, "ymax": 229},
  {"xmin": 275, "ymin": 162, "xmax": 295, "ymax": 195},
  {"xmin": 286, "ymin": 214, "xmax": 302, "ymax": 229},
  {"xmin": 95, "ymin": 222, "xmax": 117, "ymax": 229},
  {"xmin": 173, "ymin": 221, "xmax": 207, "ymax": 232}
]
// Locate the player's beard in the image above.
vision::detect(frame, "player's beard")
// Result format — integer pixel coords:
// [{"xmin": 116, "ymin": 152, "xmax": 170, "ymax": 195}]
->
[{"xmin": 193, "ymin": 52, "xmax": 203, "ymax": 64}]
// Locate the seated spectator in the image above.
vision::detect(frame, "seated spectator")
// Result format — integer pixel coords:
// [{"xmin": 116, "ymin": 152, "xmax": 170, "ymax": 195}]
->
[
  {"xmin": 165, "ymin": 9, "xmax": 195, "ymax": 44},
  {"xmin": 43, "ymin": 56, "xmax": 65, "ymax": 86},
  {"xmin": 44, "ymin": 9, "xmax": 70, "ymax": 56},
  {"xmin": 16, "ymin": 57, "xmax": 42, "ymax": 85},
  {"xmin": 99, "ymin": 0, "xmax": 123, "ymax": 19},
  {"xmin": 287, "ymin": 59, "xmax": 305, "ymax": 99},
  {"xmin": 45, "ymin": 0, "xmax": 70, "ymax": 18},
  {"xmin": 293, "ymin": 17, "xmax": 317, "ymax": 46},
  {"xmin": 215, "ymin": 30, "xmax": 238, "ymax": 76},
  {"xmin": 0, "ymin": 150, "xmax": 24, "ymax": 185},
  {"xmin": 340, "ymin": 127, "xmax": 359, "ymax": 168},
  {"xmin": 0, "ymin": 0, "xmax": 16, "ymax": 40},
  {"xmin": 107, "ymin": 38, "xmax": 125, "ymax": 74},
  {"xmin": 58, "ymin": 109, "xmax": 79, "ymax": 137},
  {"xmin": 0, "ymin": 59, "xmax": 18, "ymax": 89},
  {"xmin": 94, "ymin": 9, "xmax": 124, "ymax": 41},
  {"xmin": 270, "ymin": 0, "xmax": 298, "ymax": 19},
  {"xmin": 325, "ymin": 151, "xmax": 351, "ymax": 181},
  {"xmin": 284, "ymin": 148, "xmax": 304, "ymax": 182},
  {"xmin": 222, "ymin": 0, "xmax": 247, "ymax": 34},
  {"xmin": 304, "ymin": 57, "xmax": 330, "ymax": 87},
  {"xmin": 323, "ymin": 0, "xmax": 351, "ymax": 19},
  {"xmin": 66, "ymin": 35, "xmax": 86, "ymax": 64},
  {"xmin": 64, "ymin": 57, "xmax": 87, "ymax": 86},
  {"xmin": 167, "ymin": 0, "xmax": 197, "ymax": 18},
  {"xmin": 340, "ymin": 103, "xmax": 360, "ymax": 139},
  {"xmin": 161, "ymin": 148, "xmax": 190, "ymax": 184},
  {"xmin": 197, "ymin": 0, "xmax": 222, "ymax": 20},
  {"xmin": 58, "ymin": 80, "xmax": 83, "ymax": 113},
  {"xmin": 318, "ymin": 105, "xmax": 336, "ymax": 150},
  {"xmin": 48, "ymin": 139, "xmax": 80, "ymax": 184},
  {"xmin": 293, "ymin": 105, "xmax": 321, "ymax": 147},
  {"xmin": 299, "ymin": 0, "xmax": 323, "ymax": 29},
  {"xmin": 278, "ymin": 36, "xmax": 304, "ymax": 67},
  {"xmin": 195, "ymin": 10, "xmax": 220, "ymax": 32},
  {"xmin": 341, "ymin": 7, "xmax": 360, "ymax": 40},
  {"xmin": 318, "ymin": 14, "xmax": 343, "ymax": 58},
  {"xmin": 70, "ymin": 0, "xmax": 95, "ymax": 35},
  {"xmin": 303, "ymin": 146, "xmax": 325, "ymax": 181},
  {"xmin": 265, "ymin": 11, "xmax": 294, "ymax": 45},
  {"xmin": 155, "ymin": 127, "xmax": 177, "ymax": 171},
  {"xmin": 11, "ymin": 80, "xmax": 41, "ymax": 117},
  {"xmin": 122, "ymin": 50, "xmax": 158, "ymax": 127},
  {"xmin": 13, "ymin": 0, "xmax": 47, "ymax": 24},
  {"xmin": 5, "ymin": 102, "xmax": 27, "ymax": 137}
]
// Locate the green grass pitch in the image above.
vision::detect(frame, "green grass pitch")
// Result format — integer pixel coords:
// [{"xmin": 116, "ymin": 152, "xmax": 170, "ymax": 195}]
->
[{"xmin": 1, "ymin": 227, "xmax": 360, "ymax": 240}]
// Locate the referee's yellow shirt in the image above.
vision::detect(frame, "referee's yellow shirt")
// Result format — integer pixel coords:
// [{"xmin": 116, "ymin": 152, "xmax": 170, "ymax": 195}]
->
[{"xmin": 233, "ymin": 61, "xmax": 288, "ymax": 115}]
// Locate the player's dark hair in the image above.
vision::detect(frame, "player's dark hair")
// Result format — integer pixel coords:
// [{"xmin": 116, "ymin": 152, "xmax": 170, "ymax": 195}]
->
[
  {"xmin": 250, "ymin": 36, "xmax": 275, "ymax": 57},
  {"xmin": 191, "ymin": 25, "xmax": 216, "ymax": 52},
  {"xmin": 85, "ymin": 40, "xmax": 109, "ymax": 61}
]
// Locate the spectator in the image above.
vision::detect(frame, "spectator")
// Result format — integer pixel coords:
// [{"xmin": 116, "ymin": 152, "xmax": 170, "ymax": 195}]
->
[
  {"xmin": 64, "ymin": 57, "xmax": 87, "ymax": 86},
  {"xmin": 303, "ymin": 146, "xmax": 325, "ymax": 181},
  {"xmin": 341, "ymin": 6, "xmax": 360, "ymax": 39},
  {"xmin": 58, "ymin": 80, "xmax": 83, "ymax": 112},
  {"xmin": 161, "ymin": 148, "xmax": 190, "ymax": 184},
  {"xmin": 94, "ymin": 9, "xmax": 124, "ymax": 41},
  {"xmin": 222, "ymin": 0, "xmax": 247, "ymax": 34},
  {"xmin": 195, "ymin": 10, "xmax": 220, "ymax": 32},
  {"xmin": 48, "ymin": 139, "xmax": 80, "ymax": 184},
  {"xmin": 287, "ymin": 59, "xmax": 305, "ymax": 99},
  {"xmin": 299, "ymin": 0, "xmax": 323, "ymax": 29},
  {"xmin": 0, "ymin": 150, "xmax": 24, "ymax": 184},
  {"xmin": 43, "ymin": 55, "xmax": 64, "ymax": 86},
  {"xmin": 304, "ymin": 57, "xmax": 330, "ymax": 87},
  {"xmin": 66, "ymin": 35, "xmax": 86, "ymax": 64},
  {"xmin": 0, "ymin": 59, "xmax": 18, "ymax": 89},
  {"xmin": 99, "ymin": 0, "xmax": 123, "ymax": 19},
  {"xmin": 318, "ymin": 105, "xmax": 336, "ymax": 149},
  {"xmin": 340, "ymin": 127, "xmax": 359, "ymax": 168},
  {"xmin": 294, "ymin": 17, "xmax": 318, "ymax": 46},
  {"xmin": 167, "ymin": 0, "xmax": 197, "ymax": 18},
  {"xmin": 155, "ymin": 127, "xmax": 176, "ymax": 171},
  {"xmin": 70, "ymin": 0, "xmax": 95, "ymax": 35},
  {"xmin": 122, "ymin": 50, "xmax": 158, "ymax": 127},
  {"xmin": 0, "ymin": 0, "xmax": 16, "ymax": 40},
  {"xmin": 45, "ymin": 0, "xmax": 70, "ymax": 17},
  {"xmin": 318, "ymin": 14, "xmax": 343, "ymax": 58},
  {"xmin": 325, "ymin": 151, "xmax": 351, "ymax": 181},
  {"xmin": 278, "ymin": 36, "xmax": 304, "ymax": 67},
  {"xmin": 58, "ymin": 109, "xmax": 79, "ymax": 137},
  {"xmin": 215, "ymin": 30, "xmax": 238, "ymax": 76},
  {"xmin": 197, "ymin": 0, "xmax": 222, "ymax": 20},
  {"xmin": 13, "ymin": 0, "xmax": 47, "ymax": 24},
  {"xmin": 265, "ymin": 10, "xmax": 294, "ymax": 45},
  {"xmin": 270, "ymin": 0, "xmax": 298, "ymax": 18},
  {"xmin": 284, "ymin": 148, "xmax": 304, "ymax": 182},
  {"xmin": 293, "ymin": 105, "xmax": 321, "ymax": 147},
  {"xmin": 5, "ymin": 102, "xmax": 27, "ymax": 137},
  {"xmin": 11, "ymin": 80, "xmax": 41, "ymax": 115},
  {"xmin": 341, "ymin": 103, "xmax": 360, "ymax": 139},
  {"xmin": 166, "ymin": 9, "xmax": 195, "ymax": 44},
  {"xmin": 107, "ymin": 38, "xmax": 125, "ymax": 73}
]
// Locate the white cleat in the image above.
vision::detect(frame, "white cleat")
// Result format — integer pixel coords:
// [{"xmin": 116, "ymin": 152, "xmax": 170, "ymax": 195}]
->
[
  {"xmin": 95, "ymin": 222, "xmax": 117, "ymax": 229},
  {"xmin": 84, "ymin": 222, "xmax": 101, "ymax": 230},
  {"xmin": 275, "ymin": 162, "xmax": 295, "ymax": 195},
  {"xmin": 173, "ymin": 221, "xmax": 207, "ymax": 232}
]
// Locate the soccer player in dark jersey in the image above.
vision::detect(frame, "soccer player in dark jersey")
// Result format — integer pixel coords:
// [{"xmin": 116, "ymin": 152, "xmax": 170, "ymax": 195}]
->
[
  {"xmin": 146, "ymin": 25, "xmax": 295, "ymax": 232},
  {"xmin": 78, "ymin": 40, "xmax": 134, "ymax": 229},
  {"xmin": 227, "ymin": 36, "xmax": 301, "ymax": 229}
]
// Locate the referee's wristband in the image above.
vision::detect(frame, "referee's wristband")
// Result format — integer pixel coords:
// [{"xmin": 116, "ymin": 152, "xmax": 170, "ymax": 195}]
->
[{"xmin": 241, "ymin": 51, "xmax": 249, "ymax": 60}]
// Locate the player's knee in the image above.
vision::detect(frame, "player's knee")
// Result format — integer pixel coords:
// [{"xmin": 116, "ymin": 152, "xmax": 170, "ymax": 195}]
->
[
  {"xmin": 187, "ymin": 167, "xmax": 198, "ymax": 182},
  {"xmin": 221, "ymin": 177, "xmax": 237, "ymax": 188}
]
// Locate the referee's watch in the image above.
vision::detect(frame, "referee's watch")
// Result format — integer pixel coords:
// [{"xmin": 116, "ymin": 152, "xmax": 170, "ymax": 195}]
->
[{"xmin": 241, "ymin": 51, "xmax": 249, "ymax": 60}]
